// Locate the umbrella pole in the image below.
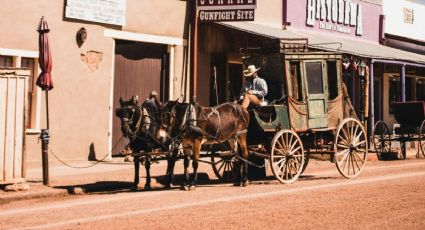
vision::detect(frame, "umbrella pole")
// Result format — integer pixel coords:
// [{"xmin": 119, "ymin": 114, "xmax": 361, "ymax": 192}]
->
[{"xmin": 40, "ymin": 91, "xmax": 50, "ymax": 186}]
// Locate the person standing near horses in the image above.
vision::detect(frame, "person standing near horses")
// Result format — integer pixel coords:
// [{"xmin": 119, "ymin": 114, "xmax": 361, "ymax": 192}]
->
[
  {"xmin": 239, "ymin": 65, "xmax": 268, "ymax": 109},
  {"xmin": 143, "ymin": 91, "xmax": 163, "ymax": 133}
]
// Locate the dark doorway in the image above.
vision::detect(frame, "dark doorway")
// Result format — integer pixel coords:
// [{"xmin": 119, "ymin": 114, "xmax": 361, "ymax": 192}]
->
[
  {"xmin": 210, "ymin": 53, "xmax": 227, "ymax": 106},
  {"xmin": 112, "ymin": 40, "xmax": 167, "ymax": 155},
  {"xmin": 228, "ymin": 63, "xmax": 243, "ymax": 101}
]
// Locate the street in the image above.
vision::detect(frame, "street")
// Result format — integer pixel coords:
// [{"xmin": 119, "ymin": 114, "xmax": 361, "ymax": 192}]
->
[{"xmin": 1, "ymin": 158, "xmax": 425, "ymax": 230}]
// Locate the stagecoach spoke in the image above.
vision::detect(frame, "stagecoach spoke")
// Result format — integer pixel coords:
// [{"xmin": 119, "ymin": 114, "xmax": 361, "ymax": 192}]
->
[
  {"xmin": 278, "ymin": 161, "xmax": 287, "ymax": 178},
  {"xmin": 342, "ymin": 127, "xmax": 351, "ymax": 143},
  {"xmin": 213, "ymin": 158, "xmax": 225, "ymax": 166},
  {"xmin": 288, "ymin": 134, "xmax": 294, "ymax": 149},
  {"xmin": 337, "ymin": 144, "xmax": 349, "ymax": 149},
  {"xmin": 336, "ymin": 149, "xmax": 349, "ymax": 156},
  {"xmin": 340, "ymin": 152, "xmax": 350, "ymax": 172},
  {"xmin": 290, "ymin": 146, "xmax": 301, "ymax": 155},
  {"xmin": 292, "ymin": 159, "xmax": 302, "ymax": 168},
  {"xmin": 352, "ymin": 152, "xmax": 361, "ymax": 171},
  {"xmin": 338, "ymin": 133, "xmax": 350, "ymax": 146},
  {"xmin": 351, "ymin": 154, "xmax": 356, "ymax": 175},
  {"xmin": 275, "ymin": 157, "xmax": 287, "ymax": 168},
  {"xmin": 217, "ymin": 160, "xmax": 226, "ymax": 174},
  {"xmin": 275, "ymin": 148, "xmax": 286, "ymax": 156},
  {"xmin": 276, "ymin": 140, "xmax": 286, "ymax": 152}
]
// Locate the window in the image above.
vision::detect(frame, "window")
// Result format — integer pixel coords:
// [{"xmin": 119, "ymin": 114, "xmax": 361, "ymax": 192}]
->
[
  {"xmin": 290, "ymin": 62, "xmax": 303, "ymax": 101},
  {"xmin": 0, "ymin": 55, "xmax": 13, "ymax": 67},
  {"xmin": 416, "ymin": 78, "xmax": 424, "ymax": 101},
  {"xmin": 327, "ymin": 61, "xmax": 339, "ymax": 100},
  {"xmin": 21, "ymin": 58, "xmax": 36, "ymax": 129},
  {"xmin": 305, "ymin": 62, "xmax": 324, "ymax": 94},
  {"xmin": 403, "ymin": 8, "xmax": 414, "ymax": 24},
  {"xmin": 388, "ymin": 76, "xmax": 399, "ymax": 114}
]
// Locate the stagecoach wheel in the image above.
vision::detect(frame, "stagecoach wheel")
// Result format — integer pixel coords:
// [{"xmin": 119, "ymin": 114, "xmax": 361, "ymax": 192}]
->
[
  {"xmin": 270, "ymin": 130, "xmax": 304, "ymax": 184},
  {"xmin": 334, "ymin": 118, "xmax": 368, "ymax": 179},
  {"xmin": 372, "ymin": 121, "xmax": 392, "ymax": 160},
  {"xmin": 211, "ymin": 146, "xmax": 238, "ymax": 183},
  {"xmin": 420, "ymin": 120, "xmax": 425, "ymax": 157}
]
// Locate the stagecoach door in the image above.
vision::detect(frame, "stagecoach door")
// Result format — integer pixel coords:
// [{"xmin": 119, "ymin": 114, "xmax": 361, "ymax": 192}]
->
[{"xmin": 304, "ymin": 61, "xmax": 328, "ymax": 129}]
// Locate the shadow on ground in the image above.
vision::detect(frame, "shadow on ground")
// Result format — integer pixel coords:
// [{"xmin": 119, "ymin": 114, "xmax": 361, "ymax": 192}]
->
[{"xmin": 53, "ymin": 171, "xmax": 315, "ymax": 194}]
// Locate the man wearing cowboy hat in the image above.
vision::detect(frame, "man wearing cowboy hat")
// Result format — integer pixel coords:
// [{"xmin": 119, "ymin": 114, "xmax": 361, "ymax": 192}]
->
[{"xmin": 239, "ymin": 65, "xmax": 268, "ymax": 109}]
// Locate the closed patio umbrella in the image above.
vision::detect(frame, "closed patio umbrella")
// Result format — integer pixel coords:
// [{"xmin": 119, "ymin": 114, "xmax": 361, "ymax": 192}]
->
[{"xmin": 36, "ymin": 16, "xmax": 53, "ymax": 186}]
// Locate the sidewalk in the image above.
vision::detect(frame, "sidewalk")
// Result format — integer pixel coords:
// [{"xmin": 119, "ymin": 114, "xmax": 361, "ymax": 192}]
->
[
  {"xmin": 0, "ymin": 149, "xmax": 420, "ymax": 203},
  {"xmin": 0, "ymin": 157, "xmax": 147, "ymax": 203}
]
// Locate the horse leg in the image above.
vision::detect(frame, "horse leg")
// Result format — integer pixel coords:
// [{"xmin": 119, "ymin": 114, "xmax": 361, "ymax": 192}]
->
[
  {"xmin": 144, "ymin": 157, "xmax": 152, "ymax": 191},
  {"xmin": 238, "ymin": 135, "xmax": 249, "ymax": 187},
  {"xmin": 165, "ymin": 149, "xmax": 178, "ymax": 188},
  {"xmin": 183, "ymin": 154, "xmax": 190, "ymax": 190},
  {"xmin": 133, "ymin": 156, "xmax": 140, "ymax": 190},
  {"xmin": 189, "ymin": 139, "xmax": 201, "ymax": 191}
]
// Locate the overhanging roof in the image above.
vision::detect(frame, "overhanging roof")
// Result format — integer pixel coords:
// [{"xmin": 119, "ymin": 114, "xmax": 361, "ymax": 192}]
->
[{"xmin": 217, "ymin": 22, "xmax": 425, "ymax": 66}]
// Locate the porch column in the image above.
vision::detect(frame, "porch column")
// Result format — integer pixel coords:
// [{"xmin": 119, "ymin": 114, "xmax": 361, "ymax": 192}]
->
[
  {"xmin": 400, "ymin": 64, "xmax": 406, "ymax": 102},
  {"xmin": 369, "ymin": 61, "xmax": 375, "ymax": 138}
]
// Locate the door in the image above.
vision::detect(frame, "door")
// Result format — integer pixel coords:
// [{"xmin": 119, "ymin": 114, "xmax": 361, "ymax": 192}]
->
[
  {"xmin": 304, "ymin": 61, "xmax": 328, "ymax": 129},
  {"xmin": 112, "ymin": 40, "xmax": 167, "ymax": 155}
]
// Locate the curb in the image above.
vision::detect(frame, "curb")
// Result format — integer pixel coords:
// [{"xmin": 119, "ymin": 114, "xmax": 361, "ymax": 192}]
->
[{"xmin": 0, "ymin": 187, "xmax": 69, "ymax": 203}]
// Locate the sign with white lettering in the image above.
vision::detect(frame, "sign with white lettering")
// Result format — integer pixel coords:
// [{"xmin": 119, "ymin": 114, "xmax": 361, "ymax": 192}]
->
[
  {"xmin": 197, "ymin": 0, "xmax": 257, "ymax": 22},
  {"xmin": 306, "ymin": 0, "xmax": 363, "ymax": 36},
  {"xmin": 65, "ymin": 0, "xmax": 126, "ymax": 26}
]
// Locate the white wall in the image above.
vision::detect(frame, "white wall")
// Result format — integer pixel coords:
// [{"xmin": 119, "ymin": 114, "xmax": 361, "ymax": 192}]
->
[{"xmin": 383, "ymin": 0, "xmax": 425, "ymax": 41}]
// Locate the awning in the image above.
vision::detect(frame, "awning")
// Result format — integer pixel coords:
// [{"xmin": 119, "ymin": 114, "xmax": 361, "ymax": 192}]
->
[{"xmin": 217, "ymin": 22, "xmax": 425, "ymax": 66}]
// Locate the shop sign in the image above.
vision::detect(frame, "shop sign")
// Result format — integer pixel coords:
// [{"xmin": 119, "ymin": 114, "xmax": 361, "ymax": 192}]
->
[
  {"xmin": 306, "ymin": 0, "xmax": 363, "ymax": 36},
  {"xmin": 65, "ymin": 0, "xmax": 126, "ymax": 26},
  {"xmin": 197, "ymin": 0, "xmax": 257, "ymax": 22}
]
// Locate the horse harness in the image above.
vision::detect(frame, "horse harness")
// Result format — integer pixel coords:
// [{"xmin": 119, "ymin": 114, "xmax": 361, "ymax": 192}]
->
[{"xmin": 171, "ymin": 102, "xmax": 248, "ymax": 144}]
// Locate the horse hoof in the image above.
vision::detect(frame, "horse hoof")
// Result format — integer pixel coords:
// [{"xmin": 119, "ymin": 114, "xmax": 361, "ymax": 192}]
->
[
  {"xmin": 242, "ymin": 181, "xmax": 249, "ymax": 187},
  {"xmin": 143, "ymin": 185, "xmax": 152, "ymax": 191},
  {"xmin": 131, "ymin": 185, "xmax": 139, "ymax": 192},
  {"xmin": 189, "ymin": 185, "xmax": 196, "ymax": 191},
  {"xmin": 184, "ymin": 185, "xmax": 191, "ymax": 191}
]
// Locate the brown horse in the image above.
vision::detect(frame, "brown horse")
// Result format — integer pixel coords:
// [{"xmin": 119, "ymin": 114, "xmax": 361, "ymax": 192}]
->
[
  {"xmin": 157, "ymin": 101, "xmax": 250, "ymax": 190},
  {"xmin": 115, "ymin": 96, "xmax": 177, "ymax": 190}
]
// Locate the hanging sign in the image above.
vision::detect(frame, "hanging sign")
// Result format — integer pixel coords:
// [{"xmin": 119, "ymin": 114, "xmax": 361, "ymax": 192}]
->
[
  {"xmin": 306, "ymin": 0, "xmax": 363, "ymax": 36},
  {"xmin": 197, "ymin": 0, "xmax": 257, "ymax": 22},
  {"xmin": 65, "ymin": 0, "xmax": 126, "ymax": 26}
]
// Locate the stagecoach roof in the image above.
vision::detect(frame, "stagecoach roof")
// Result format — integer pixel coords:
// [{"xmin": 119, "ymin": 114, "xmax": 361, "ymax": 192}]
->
[{"xmin": 217, "ymin": 22, "xmax": 425, "ymax": 66}]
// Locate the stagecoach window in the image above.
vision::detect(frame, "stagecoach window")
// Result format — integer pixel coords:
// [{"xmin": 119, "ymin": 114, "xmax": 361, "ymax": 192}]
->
[
  {"xmin": 327, "ymin": 61, "xmax": 339, "ymax": 100},
  {"xmin": 290, "ymin": 62, "xmax": 303, "ymax": 101},
  {"xmin": 305, "ymin": 62, "xmax": 324, "ymax": 94}
]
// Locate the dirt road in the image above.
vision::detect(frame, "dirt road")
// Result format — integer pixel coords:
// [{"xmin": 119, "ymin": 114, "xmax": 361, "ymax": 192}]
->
[{"xmin": 1, "ymin": 159, "xmax": 425, "ymax": 229}]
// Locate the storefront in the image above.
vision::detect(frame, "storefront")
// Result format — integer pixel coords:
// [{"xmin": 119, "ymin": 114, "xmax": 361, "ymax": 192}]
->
[{"xmin": 195, "ymin": 0, "xmax": 425, "ymax": 137}]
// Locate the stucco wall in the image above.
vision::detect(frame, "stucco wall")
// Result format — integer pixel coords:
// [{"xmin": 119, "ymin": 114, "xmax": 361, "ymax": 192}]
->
[
  {"xmin": 255, "ymin": 0, "xmax": 283, "ymax": 28},
  {"xmin": 0, "ymin": 0, "xmax": 188, "ymax": 161},
  {"xmin": 383, "ymin": 0, "xmax": 425, "ymax": 41}
]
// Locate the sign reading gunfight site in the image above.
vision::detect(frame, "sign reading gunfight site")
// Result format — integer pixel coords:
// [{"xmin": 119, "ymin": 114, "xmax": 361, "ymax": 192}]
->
[
  {"xmin": 65, "ymin": 0, "xmax": 126, "ymax": 26},
  {"xmin": 197, "ymin": 0, "xmax": 257, "ymax": 22},
  {"xmin": 306, "ymin": 0, "xmax": 363, "ymax": 36}
]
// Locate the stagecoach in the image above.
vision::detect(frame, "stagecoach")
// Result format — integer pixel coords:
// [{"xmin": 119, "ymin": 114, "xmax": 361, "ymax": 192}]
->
[{"xmin": 211, "ymin": 49, "xmax": 368, "ymax": 184}]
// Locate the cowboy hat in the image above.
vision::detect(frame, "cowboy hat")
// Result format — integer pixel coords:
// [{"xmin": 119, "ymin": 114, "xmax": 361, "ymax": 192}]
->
[
  {"xmin": 149, "ymin": 90, "xmax": 158, "ymax": 97},
  {"xmin": 243, "ymin": 65, "xmax": 260, "ymax": 77}
]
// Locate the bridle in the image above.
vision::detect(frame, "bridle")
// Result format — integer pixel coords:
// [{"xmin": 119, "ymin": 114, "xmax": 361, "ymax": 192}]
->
[{"xmin": 117, "ymin": 105, "xmax": 143, "ymax": 140}]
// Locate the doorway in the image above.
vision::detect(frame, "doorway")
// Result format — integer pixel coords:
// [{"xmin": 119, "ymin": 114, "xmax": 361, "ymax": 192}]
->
[{"xmin": 112, "ymin": 40, "xmax": 168, "ymax": 155}]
